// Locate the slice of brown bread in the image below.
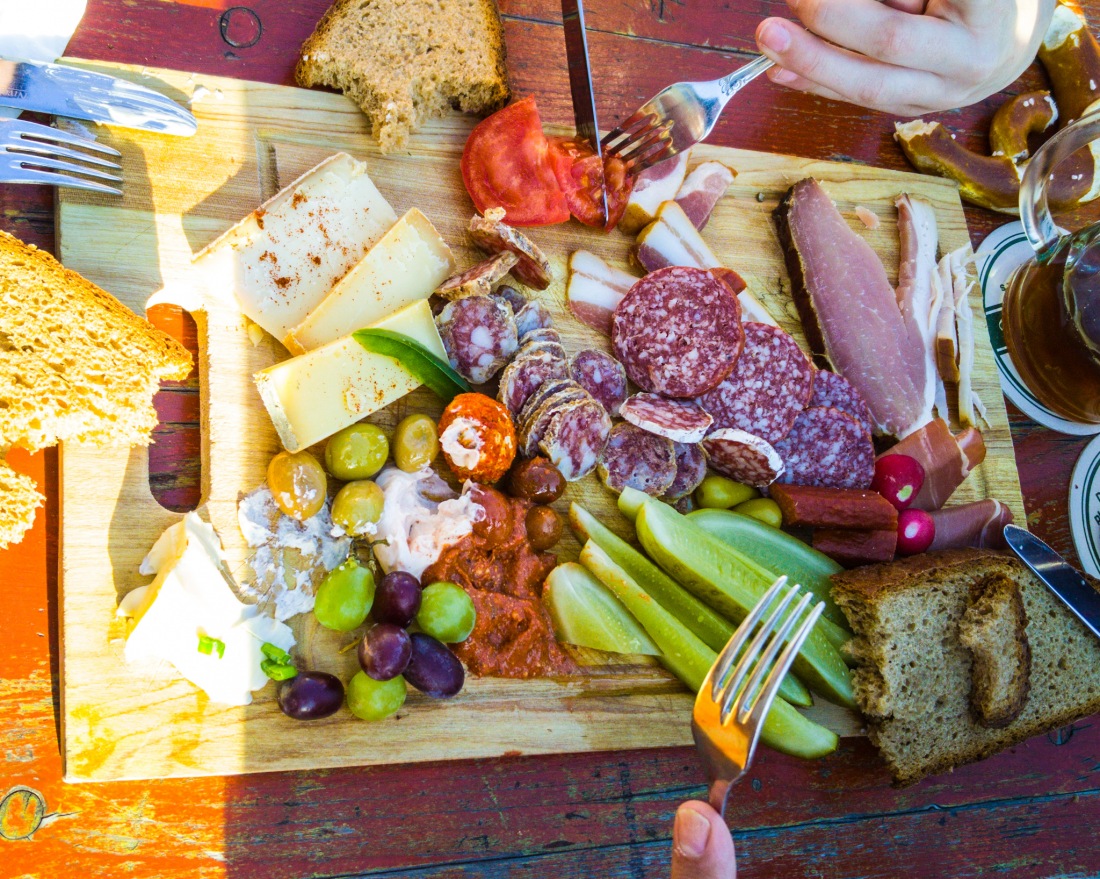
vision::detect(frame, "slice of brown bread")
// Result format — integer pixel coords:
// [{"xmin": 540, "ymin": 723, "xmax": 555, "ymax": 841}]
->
[
  {"xmin": 833, "ymin": 548, "xmax": 1100, "ymax": 786},
  {"xmin": 0, "ymin": 458, "xmax": 43, "ymax": 549},
  {"xmin": 959, "ymin": 572, "xmax": 1031, "ymax": 728},
  {"xmin": 0, "ymin": 230, "xmax": 192, "ymax": 453},
  {"xmin": 296, "ymin": 0, "xmax": 510, "ymax": 154}
]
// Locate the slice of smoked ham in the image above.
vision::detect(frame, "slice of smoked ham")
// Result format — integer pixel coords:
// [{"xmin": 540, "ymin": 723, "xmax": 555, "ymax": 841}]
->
[
  {"xmin": 878, "ymin": 418, "xmax": 985, "ymax": 511},
  {"xmin": 566, "ymin": 250, "xmax": 637, "ymax": 336},
  {"xmin": 675, "ymin": 161, "xmax": 735, "ymax": 230},
  {"xmin": 774, "ymin": 178, "xmax": 932, "ymax": 437},
  {"xmin": 928, "ymin": 499, "xmax": 1013, "ymax": 551}
]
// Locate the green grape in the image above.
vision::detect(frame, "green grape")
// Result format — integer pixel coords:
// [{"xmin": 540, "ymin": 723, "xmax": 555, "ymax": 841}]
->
[
  {"xmin": 325, "ymin": 423, "xmax": 389, "ymax": 481},
  {"xmin": 694, "ymin": 474, "xmax": 760, "ymax": 510},
  {"xmin": 331, "ymin": 480, "xmax": 385, "ymax": 536},
  {"xmin": 313, "ymin": 558, "xmax": 375, "ymax": 631},
  {"xmin": 393, "ymin": 413, "xmax": 439, "ymax": 472},
  {"xmin": 733, "ymin": 498, "xmax": 783, "ymax": 529},
  {"xmin": 346, "ymin": 670, "xmax": 406, "ymax": 721},
  {"xmin": 267, "ymin": 450, "xmax": 327, "ymax": 520},
  {"xmin": 416, "ymin": 581, "xmax": 476, "ymax": 643}
]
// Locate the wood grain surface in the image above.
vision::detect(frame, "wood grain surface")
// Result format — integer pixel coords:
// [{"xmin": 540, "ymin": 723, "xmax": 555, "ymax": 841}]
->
[{"xmin": 2, "ymin": 0, "xmax": 1099, "ymax": 876}]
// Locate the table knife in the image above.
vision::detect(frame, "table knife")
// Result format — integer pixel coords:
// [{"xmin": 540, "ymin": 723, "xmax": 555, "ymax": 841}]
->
[
  {"xmin": 560, "ymin": 0, "xmax": 608, "ymax": 226},
  {"xmin": 0, "ymin": 58, "xmax": 197, "ymax": 137},
  {"xmin": 1004, "ymin": 524, "xmax": 1100, "ymax": 641}
]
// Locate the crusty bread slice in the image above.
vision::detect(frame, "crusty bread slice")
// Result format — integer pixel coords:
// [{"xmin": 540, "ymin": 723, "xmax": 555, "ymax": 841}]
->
[
  {"xmin": 0, "ymin": 230, "xmax": 191, "ymax": 452},
  {"xmin": 0, "ymin": 458, "xmax": 43, "ymax": 549},
  {"xmin": 833, "ymin": 548, "xmax": 1100, "ymax": 786},
  {"xmin": 296, "ymin": 0, "xmax": 510, "ymax": 154},
  {"xmin": 959, "ymin": 572, "xmax": 1031, "ymax": 728}
]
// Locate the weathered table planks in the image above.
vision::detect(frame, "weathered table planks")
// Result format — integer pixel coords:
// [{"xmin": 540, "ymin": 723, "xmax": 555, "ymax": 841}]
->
[{"xmin": 2, "ymin": 0, "xmax": 1099, "ymax": 876}]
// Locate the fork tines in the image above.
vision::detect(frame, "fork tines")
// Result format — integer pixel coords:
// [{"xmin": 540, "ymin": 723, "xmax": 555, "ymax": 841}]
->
[
  {"xmin": 3, "ymin": 120, "xmax": 123, "ymax": 195},
  {"xmin": 712, "ymin": 576, "xmax": 824, "ymax": 726},
  {"xmin": 600, "ymin": 112, "xmax": 674, "ymax": 176}
]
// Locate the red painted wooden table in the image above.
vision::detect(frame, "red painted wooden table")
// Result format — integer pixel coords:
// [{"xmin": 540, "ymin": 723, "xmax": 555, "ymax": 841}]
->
[{"xmin": 3, "ymin": 2, "xmax": 1099, "ymax": 876}]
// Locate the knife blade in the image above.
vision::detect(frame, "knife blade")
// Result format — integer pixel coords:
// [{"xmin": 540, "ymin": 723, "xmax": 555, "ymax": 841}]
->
[
  {"xmin": 1004, "ymin": 524, "xmax": 1100, "ymax": 641},
  {"xmin": 560, "ymin": 0, "xmax": 608, "ymax": 226},
  {"xmin": 0, "ymin": 58, "xmax": 197, "ymax": 137}
]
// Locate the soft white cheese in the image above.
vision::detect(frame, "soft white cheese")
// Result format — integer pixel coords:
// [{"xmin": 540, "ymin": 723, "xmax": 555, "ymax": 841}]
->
[
  {"xmin": 439, "ymin": 416, "xmax": 484, "ymax": 471},
  {"xmin": 118, "ymin": 513, "xmax": 296, "ymax": 707}
]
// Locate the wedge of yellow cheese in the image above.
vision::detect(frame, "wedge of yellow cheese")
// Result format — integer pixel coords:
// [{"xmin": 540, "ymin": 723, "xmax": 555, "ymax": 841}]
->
[
  {"xmin": 254, "ymin": 300, "xmax": 445, "ymax": 452},
  {"xmin": 283, "ymin": 208, "xmax": 454, "ymax": 354},
  {"xmin": 192, "ymin": 153, "xmax": 398, "ymax": 341}
]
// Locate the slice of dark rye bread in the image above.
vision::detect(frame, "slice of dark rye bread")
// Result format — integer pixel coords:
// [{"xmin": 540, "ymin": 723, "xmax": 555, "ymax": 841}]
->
[{"xmin": 832, "ymin": 548, "xmax": 1100, "ymax": 786}]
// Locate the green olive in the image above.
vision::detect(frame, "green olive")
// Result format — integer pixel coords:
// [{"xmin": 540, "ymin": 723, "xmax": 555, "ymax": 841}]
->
[
  {"xmin": 695, "ymin": 475, "xmax": 760, "ymax": 510},
  {"xmin": 267, "ymin": 450, "xmax": 327, "ymax": 521},
  {"xmin": 325, "ymin": 423, "xmax": 389, "ymax": 481},
  {"xmin": 331, "ymin": 480, "xmax": 385, "ymax": 535},
  {"xmin": 393, "ymin": 413, "xmax": 440, "ymax": 472},
  {"xmin": 734, "ymin": 498, "xmax": 783, "ymax": 529}
]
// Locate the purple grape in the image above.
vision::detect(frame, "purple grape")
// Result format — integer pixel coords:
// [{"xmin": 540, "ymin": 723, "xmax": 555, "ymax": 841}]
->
[
  {"xmin": 404, "ymin": 633, "xmax": 465, "ymax": 698},
  {"xmin": 358, "ymin": 623, "xmax": 412, "ymax": 681},
  {"xmin": 373, "ymin": 571, "xmax": 422, "ymax": 627},
  {"xmin": 277, "ymin": 671, "xmax": 344, "ymax": 720}
]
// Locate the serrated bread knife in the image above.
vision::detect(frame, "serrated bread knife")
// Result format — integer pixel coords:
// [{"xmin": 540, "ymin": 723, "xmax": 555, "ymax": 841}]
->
[
  {"xmin": 0, "ymin": 58, "xmax": 197, "ymax": 136},
  {"xmin": 1004, "ymin": 524, "xmax": 1100, "ymax": 641}
]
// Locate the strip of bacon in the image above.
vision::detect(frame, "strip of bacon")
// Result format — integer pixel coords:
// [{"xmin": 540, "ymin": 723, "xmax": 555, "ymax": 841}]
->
[
  {"xmin": 566, "ymin": 250, "xmax": 638, "ymax": 336},
  {"xmin": 618, "ymin": 151, "xmax": 690, "ymax": 235},
  {"xmin": 928, "ymin": 499, "xmax": 1013, "ymax": 551}
]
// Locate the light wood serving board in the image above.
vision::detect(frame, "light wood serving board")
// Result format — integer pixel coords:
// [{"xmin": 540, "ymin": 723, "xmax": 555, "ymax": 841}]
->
[{"xmin": 56, "ymin": 61, "xmax": 1023, "ymax": 782}]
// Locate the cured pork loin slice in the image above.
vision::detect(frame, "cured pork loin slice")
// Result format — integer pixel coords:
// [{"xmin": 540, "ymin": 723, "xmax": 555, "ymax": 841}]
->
[
  {"xmin": 661, "ymin": 442, "xmax": 707, "ymax": 501},
  {"xmin": 895, "ymin": 194, "xmax": 939, "ymax": 420},
  {"xmin": 773, "ymin": 406, "xmax": 875, "ymax": 490},
  {"xmin": 597, "ymin": 422, "xmax": 677, "ymax": 495},
  {"xmin": 437, "ymin": 295, "xmax": 518, "ymax": 384},
  {"xmin": 774, "ymin": 178, "xmax": 932, "ymax": 437},
  {"xmin": 569, "ymin": 349, "xmax": 629, "ymax": 416},
  {"xmin": 620, "ymin": 393, "xmax": 714, "ymax": 443},
  {"xmin": 698, "ymin": 322, "xmax": 814, "ymax": 444},
  {"xmin": 612, "ymin": 266, "xmax": 743, "ymax": 398},
  {"xmin": 701, "ymin": 429, "xmax": 784, "ymax": 488}
]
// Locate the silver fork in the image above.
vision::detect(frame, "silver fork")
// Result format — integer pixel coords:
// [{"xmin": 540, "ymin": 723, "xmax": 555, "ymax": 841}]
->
[
  {"xmin": 0, "ymin": 118, "xmax": 122, "ymax": 195},
  {"xmin": 691, "ymin": 575, "xmax": 824, "ymax": 816},
  {"xmin": 602, "ymin": 54, "xmax": 773, "ymax": 177}
]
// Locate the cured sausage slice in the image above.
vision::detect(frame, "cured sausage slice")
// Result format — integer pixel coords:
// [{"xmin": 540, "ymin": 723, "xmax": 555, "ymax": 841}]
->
[
  {"xmin": 661, "ymin": 441, "xmax": 707, "ymax": 501},
  {"xmin": 492, "ymin": 284, "xmax": 529, "ymax": 315},
  {"xmin": 540, "ymin": 396, "xmax": 613, "ymax": 481},
  {"xmin": 569, "ymin": 349, "xmax": 629, "ymax": 416},
  {"xmin": 498, "ymin": 348, "xmax": 570, "ymax": 418},
  {"xmin": 701, "ymin": 428, "xmax": 785, "ymax": 488},
  {"xmin": 517, "ymin": 339, "xmax": 568, "ymax": 365},
  {"xmin": 437, "ymin": 295, "xmax": 519, "ymax": 384},
  {"xmin": 519, "ymin": 326, "xmax": 562, "ymax": 347},
  {"xmin": 808, "ymin": 370, "xmax": 873, "ymax": 437},
  {"xmin": 436, "ymin": 252, "xmax": 519, "ymax": 300},
  {"xmin": 620, "ymin": 393, "xmax": 713, "ymax": 443},
  {"xmin": 597, "ymin": 422, "xmax": 677, "ymax": 495},
  {"xmin": 519, "ymin": 382, "xmax": 589, "ymax": 457},
  {"xmin": 514, "ymin": 300, "xmax": 555, "ymax": 338},
  {"xmin": 612, "ymin": 266, "xmax": 743, "ymax": 398},
  {"xmin": 698, "ymin": 322, "xmax": 814, "ymax": 444},
  {"xmin": 773, "ymin": 406, "xmax": 875, "ymax": 490},
  {"xmin": 469, "ymin": 208, "xmax": 553, "ymax": 290}
]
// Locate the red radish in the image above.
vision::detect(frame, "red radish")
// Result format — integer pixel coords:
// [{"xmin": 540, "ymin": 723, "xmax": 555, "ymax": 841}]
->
[
  {"xmin": 896, "ymin": 508, "xmax": 935, "ymax": 556},
  {"xmin": 871, "ymin": 454, "xmax": 926, "ymax": 511}
]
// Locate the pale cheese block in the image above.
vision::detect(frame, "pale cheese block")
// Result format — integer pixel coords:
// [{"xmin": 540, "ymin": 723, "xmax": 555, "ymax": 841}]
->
[
  {"xmin": 283, "ymin": 208, "xmax": 455, "ymax": 354},
  {"xmin": 192, "ymin": 153, "xmax": 399, "ymax": 341},
  {"xmin": 255, "ymin": 299, "xmax": 445, "ymax": 452}
]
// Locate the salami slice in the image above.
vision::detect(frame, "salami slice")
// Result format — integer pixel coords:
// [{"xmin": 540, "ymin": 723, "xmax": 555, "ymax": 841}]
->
[
  {"xmin": 492, "ymin": 284, "xmax": 528, "ymax": 314},
  {"xmin": 436, "ymin": 252, "xmax": 519, "ymax": 300},
  {"xmin": 701, "ymin": 429, "xmax": 785, "ymax": 488},
  {"xmin": 469, "ymin": 208, "xmax": 553, "ymax": 290},
  {"xmin": 698, "ymin": 322, "xmax": 814, "ymax": 444},
  {"xmin": 611, "ymin": 266, "xmax": 743, "ymax": 398},
  {"xmin": 540, "ymin": 396, "xmax": 613, "ymax": 481},
  {"xmin": 519, "ymin": 326, "xmax": 562, "ymax": 347},
  {"xmin": 568, "ymin": 349, "xmax": 629, "ymax": 416},
  {"xmin": 620, "ymin": 393, "xmax": 713, "ymax": 443},
  {"xmin": 514, "ymin": 300, "xmax": 555, "ymax": 338},
  {"xmin": 437, "ymin": 295, "xmax": 519, "ymax": 384},
  {"xmin": 808, "ymin": 370, "xmax": 873, "ymax": 437},
  {"xmin": 660, "ymin": 441, "xmax": 707, "ymax": 501},
  {"xmin": 772, "ymin": 406, "xmax": 875, "ymax": 490},
  {"xmin": 519, "ymin": 383, "xmax": 589, "ymax": 457},
  {"xmin": 498, "ymin": 348, "xmax": 570, "ymax": 418},
  {"xmin": 597, "ymin": 422, "xmax": 677, "ymax": 496},
  {"xmin": 517, "ymin": 339, "xmax": 568, "ymax": 365}
]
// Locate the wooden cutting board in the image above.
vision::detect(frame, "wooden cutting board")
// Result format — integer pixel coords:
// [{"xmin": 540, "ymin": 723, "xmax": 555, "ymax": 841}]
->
[{"xmin": 56, "ymin": 61, "xmax": 1023, "ymax": 783}]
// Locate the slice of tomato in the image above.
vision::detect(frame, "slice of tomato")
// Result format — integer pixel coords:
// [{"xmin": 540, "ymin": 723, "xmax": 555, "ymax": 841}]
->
[
  {"xmin": 460, "ymin": 97, "xmax": 570, "ymax": 227},
  {"xmin": 546, "ymin": 136, "xmax": 634, "ymax": 232}
]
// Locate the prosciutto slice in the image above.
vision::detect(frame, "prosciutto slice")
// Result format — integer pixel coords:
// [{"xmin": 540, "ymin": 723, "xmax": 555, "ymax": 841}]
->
[
  {"xmin": 774, "ymin": 179, "xmax": 932, "ymax": 437},
  {"xmin": 878, "ymin": 418, "xmax": 985, "ymax": 510},
  {"xmin": 928, "ymin": 499, "xmax": 1013, "ymax": 551}
]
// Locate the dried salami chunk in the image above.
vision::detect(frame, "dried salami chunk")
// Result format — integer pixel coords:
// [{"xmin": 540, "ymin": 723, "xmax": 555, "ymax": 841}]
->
[
  {"xmin": 492, "ymin": 284, "xmax": 529, "ymax": 314},
  {"xmin": 698, "ymin": 322, "xmax": 814, "ymax": 444},
  {"xmin": 808, "ymin": 370, "xmax": 873, "ymax": 436},
  {"xmin": 514, "ymin": 300, "xmax": 554, "ymax": 338},
  {"xmin": 540, "ymin": 396, "xmax": 613, "ymax": 481},
  {"xmin": 469, "ymin": 208, "xmax": 553, "ymax": 290},
  {"xmin": 773, "ymin": 406, "xmax": 875, "ymax": 490},
  {"xmin": 611, "ymin": 266, "xmax": 743, "ymax": 398},
  {"xmin": 498, "ymin": 348, "xmax": 570, "ymax": 418},
  {"xmin": 569, "ymin": 349, "xmax": 629, "ymax": 416},
  {"xmin": 620, "ymin": 393, "xmax": 714, "ymax": 443},
  {"xmin": 437, "ymin": 295, "xmax": 519, "ymax": 384},
  {"xmin": 436, "ymin": 252, "xmax": 519, "ymax": 300},
  {"xmin": 661, "ymin": 441, "xmax": 707, "ymax": 501},
  {"xmin": 517, "ymin": 339, "xmax": 568, "ymax": 365},
  {"xmin": 597, "ymin": 422, "xmax": 677, "ymax": 496},
  {"xmin": 701, "ymin": 429, "xmax": 785, "ymax": 488},
  {"xmin": 519, "ymin": 382, "xmax": 589, "ymax": 457}
]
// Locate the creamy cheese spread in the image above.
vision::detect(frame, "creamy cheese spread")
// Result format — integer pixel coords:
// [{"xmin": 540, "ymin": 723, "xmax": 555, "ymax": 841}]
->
[{"xmin": 439, "ymin": 415, "xmax": 484, "ymax": 471}]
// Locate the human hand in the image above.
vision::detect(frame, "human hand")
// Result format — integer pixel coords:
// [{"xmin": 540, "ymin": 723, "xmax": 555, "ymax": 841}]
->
[
  {"xmin": 670, "ymin": 800, "xmax": 736, "ymax": 879},
  {"xmin": 755, "ymin": 0, "xmax": 1058, "ymax": 115}
]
